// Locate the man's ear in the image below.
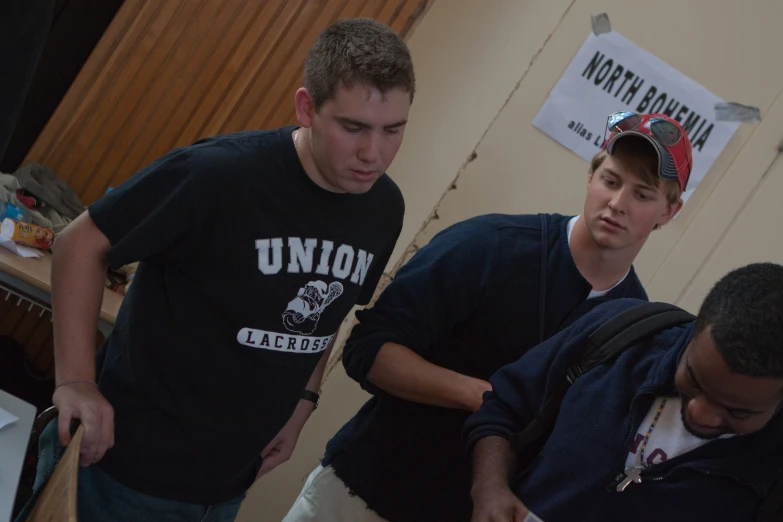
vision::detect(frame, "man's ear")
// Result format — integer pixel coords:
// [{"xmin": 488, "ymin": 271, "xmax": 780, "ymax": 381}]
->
[
  {"xmin": 658, "ymin": 198, "xmax": 684, "ymax": 227},
  {"xmin": 295, "ymin": 88, "xmax": 316, "ymax": 128}
]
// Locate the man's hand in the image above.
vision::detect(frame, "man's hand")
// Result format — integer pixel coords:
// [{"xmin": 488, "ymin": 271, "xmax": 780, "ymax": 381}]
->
[
  {"xmin": 471, "ymin": 483, "xmax": 530, "ymax": 522},
  {"xmin": 368, "ymin": 343, "xmax": 493, "ymax": 411},
  {"xmin": 467, "ymin": 378, "xmax": 493, "ymax": 412},
  {"xmin": 256, "ymin": 399, "xmax": 313, "ymax": 479},
  {"xmin": 53, "ymin": 382, "xmax": 114, "ymax": 467}
]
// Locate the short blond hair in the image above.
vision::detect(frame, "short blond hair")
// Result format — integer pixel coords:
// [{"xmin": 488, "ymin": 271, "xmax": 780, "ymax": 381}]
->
[{"xmin": 590, "ymin": 136, "xmax": 681, "ymax": 205}]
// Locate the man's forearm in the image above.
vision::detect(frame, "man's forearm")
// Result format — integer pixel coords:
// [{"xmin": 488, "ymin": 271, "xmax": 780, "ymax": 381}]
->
[
  {"xmin": 471, "ymin": 435, "xmax": 516, "ymax": 493},
  {"xmin": 51, "ymin": 221, "xmax": 109, "ymax": 384},
  {"xmin": 367, "ymin": 342, "xmax": 491, "ymax": 411},
  {"xmin": 276, "ymin": 334, "xmax": 338, "ymax": 434},
  {"xmin": 304, "ymin": 333, "xmax": 336, "ymax": 394}
]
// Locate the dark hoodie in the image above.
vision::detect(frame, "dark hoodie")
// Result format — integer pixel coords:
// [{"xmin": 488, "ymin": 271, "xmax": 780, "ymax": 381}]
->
[
  {"xmin": 323, "ymin": 214, "xmax": 648, "ymax": 521},
  {"xmin": 465, "ymin": 299, "xmax": 783, "ymax": 522}
]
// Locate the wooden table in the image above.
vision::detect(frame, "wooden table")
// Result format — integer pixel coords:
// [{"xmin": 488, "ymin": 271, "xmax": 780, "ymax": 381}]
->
[{"xmin": 0, "ymin": 248, "xmax": 122, "ymax": 337}]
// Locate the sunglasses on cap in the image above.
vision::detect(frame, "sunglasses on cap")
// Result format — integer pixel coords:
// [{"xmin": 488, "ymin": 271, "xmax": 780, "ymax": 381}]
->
[
  {"xmin": 605, "ymin": 112, "xmax": 684, "ymax": 146},
  {"xmin": 604, "ymin": 111, "xmax": 692, "ymax": 192}
]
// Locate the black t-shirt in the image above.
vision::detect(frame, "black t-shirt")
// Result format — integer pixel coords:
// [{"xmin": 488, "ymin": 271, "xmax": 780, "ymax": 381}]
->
[{"xmin": 88, "ymin": 126, "xmax": 403, "ymax": 503}]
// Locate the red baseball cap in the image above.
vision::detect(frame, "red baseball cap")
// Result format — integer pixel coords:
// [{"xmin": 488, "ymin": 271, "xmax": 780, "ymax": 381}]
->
[{"xmin": 604, "ymin": 112, "xmax": 692, "ymax": 194}]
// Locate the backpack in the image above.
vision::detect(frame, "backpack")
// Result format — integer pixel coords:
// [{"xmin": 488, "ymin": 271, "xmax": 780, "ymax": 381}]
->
[{"xmin": 508, "ymin": 302, "xmax": 783, "ymax": 522}]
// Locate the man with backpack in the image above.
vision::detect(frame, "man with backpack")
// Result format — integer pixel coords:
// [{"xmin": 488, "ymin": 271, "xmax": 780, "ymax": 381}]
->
[
  {"xmin": 285, "ymin": 112, "xmax": 691, "ymax": 522},
  {"xmin": 467, "ymin": 262, "xmax": 783, "ymax": 522}
]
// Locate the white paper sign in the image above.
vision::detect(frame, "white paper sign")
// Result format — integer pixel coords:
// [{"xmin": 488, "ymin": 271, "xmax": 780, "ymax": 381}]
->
[{"xmin": 533, "ymin": 31, "xmax": 740, "ymax": 203}]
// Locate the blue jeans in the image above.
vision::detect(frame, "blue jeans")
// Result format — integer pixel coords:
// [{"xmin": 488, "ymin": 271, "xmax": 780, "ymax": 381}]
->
[{"xmin": 20, "ymin": 419, "xmax": 245, "ymax": 522}]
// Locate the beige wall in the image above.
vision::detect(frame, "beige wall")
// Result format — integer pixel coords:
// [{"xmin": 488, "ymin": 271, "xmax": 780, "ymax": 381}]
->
[{"xmin": 238, "ymin": 1, "xmax": 783, "ymax": 520}]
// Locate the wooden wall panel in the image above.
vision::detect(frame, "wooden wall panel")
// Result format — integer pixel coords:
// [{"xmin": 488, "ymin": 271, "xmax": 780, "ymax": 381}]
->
[{"xmin": 13, "ymin": 0, "xmax": 430, "ymax": 373}]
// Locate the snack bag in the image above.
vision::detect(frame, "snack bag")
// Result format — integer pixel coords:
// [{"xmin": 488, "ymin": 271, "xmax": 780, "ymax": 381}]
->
[{"xmin": 1, "ymin": 218, "xmax": 55, "ymax": 249}]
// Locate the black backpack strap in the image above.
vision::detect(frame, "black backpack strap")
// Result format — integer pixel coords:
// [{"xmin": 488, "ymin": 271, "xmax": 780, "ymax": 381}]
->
[
  {"xmin": 758, "ymin": 474, "xmax": 783, "ymax": 522},
  {"xmin": 567, "ymin": 302, "xmax": 696, "ymax": 382},
  {"xmin": 510, "ymin": 302, "xmax": 695, "ymax": 455},
  {"xmin": 509, "ymin": 375, "xmax": 571, "ymax": 452},
  {"xmin": 537, "ymin": 214, "xmax": 548, "ymax": 344}
]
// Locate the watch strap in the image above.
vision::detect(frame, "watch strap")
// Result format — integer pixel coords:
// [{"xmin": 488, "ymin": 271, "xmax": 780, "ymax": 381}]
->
[{"xmin": 300, "ymin": 389, "xmax": 320, "ymax": 409}]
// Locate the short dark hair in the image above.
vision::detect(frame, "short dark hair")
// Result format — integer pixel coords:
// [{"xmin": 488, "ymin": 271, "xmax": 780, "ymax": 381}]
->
[
  {"xmin": 303, "ymin": 18, "xmax": 415, "ymax": 110},
  {"xmin": 695, "ymin": 263, "xmax": 783, "ymax": 378}
]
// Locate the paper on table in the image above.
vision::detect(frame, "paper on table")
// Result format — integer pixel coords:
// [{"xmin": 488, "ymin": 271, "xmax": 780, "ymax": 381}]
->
[
  {"xmin": 0, "ymin": 236, "xmax": 43, "ymax": 258},
  {"xmin": 524, "ymin": 512, "xmax": 545, "ymax": 522},
  {"xmin": 0, "ymin": 406, "xmax": 19, "ymax": 432}
]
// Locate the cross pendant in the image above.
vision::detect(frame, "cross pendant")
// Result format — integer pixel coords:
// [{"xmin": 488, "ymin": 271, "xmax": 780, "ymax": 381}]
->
[{"xmin": 616, "ymin": 467, "xmax": 642, "ymax": 492}]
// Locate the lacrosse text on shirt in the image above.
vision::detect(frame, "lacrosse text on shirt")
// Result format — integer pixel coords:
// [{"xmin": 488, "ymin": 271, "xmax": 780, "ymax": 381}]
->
[
  {"xmin": 236, "ymin": 328, "xmax": 335, "ymax": 353},
  {"xmin": 239, "ymin": 237, "xmax": 375, "ymax": 354},
  {"xmin": 255, "ymin": 237, "xmax": 375, "ymax": 286}
]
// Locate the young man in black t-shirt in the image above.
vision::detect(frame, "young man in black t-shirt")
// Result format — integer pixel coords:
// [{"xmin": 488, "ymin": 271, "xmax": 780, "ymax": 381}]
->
[{"xmin": 27, "ymin": 18, "xmax": 414, "ymax": 522}]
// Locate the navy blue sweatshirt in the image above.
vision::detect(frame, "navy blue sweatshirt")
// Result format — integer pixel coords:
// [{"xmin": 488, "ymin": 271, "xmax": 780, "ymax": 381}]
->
[
  {"xmin": 322, "ymin": 214, "xmax": 648, "ymax": 522},
  {"xmin": 465, "ymin": 299, "xmax": 783, "ymax": 522}
]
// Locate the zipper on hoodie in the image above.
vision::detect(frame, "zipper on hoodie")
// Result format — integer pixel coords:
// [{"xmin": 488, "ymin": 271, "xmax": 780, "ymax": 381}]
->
[
  {"xmin": 644, "ymin": 466, "xmax": 762, "ymax": 497},
  {"xmin": 606, "ymin": 392, "xmax": 646, "ymax": 491},
  {"xmin": 606, "ymin": 392, "xmax": 760, "ymax": 496},
  {"xmin": 606, "ymin": 390, "xmax": 667, "ymax": 492}
]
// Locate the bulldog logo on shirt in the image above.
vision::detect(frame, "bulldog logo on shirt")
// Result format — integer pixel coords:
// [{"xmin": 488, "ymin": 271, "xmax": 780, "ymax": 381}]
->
[{"xmin": 282, "ymin": 280, "xmax": 344, "ymax": 335}]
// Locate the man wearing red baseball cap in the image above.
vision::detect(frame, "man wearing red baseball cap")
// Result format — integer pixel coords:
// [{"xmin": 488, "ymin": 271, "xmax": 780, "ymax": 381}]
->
[
  {"xmin": 285, "ymin": 112, "xmax": 691, "ymax": 522},
  {"xmin": 605, "ymin": 111, "xmax": 692, "ymax": 193}
]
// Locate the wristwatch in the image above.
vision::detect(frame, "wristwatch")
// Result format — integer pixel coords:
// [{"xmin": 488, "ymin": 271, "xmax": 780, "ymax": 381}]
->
[{"xmin": 300, "ymin": 389, "xmax": 320, "ymax": 410}]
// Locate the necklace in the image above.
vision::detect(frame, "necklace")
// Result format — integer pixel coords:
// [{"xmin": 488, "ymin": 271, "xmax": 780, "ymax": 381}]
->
[
  {"xmin": 639, "ymin": 397, "xmax": 668, "ymax": 468},
  {"xmin": 616, "ymin": 397, "xmax": 668, "ymax": 491},
  {"xmin": 293, "ymin": 129, "xmax": 299, "ymax": 146}
]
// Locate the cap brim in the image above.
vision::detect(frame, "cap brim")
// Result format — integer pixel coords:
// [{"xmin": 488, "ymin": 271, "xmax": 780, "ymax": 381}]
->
[{"xmin": 606, "ymin": 131, "xmax": 679, "ymax": 187}]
